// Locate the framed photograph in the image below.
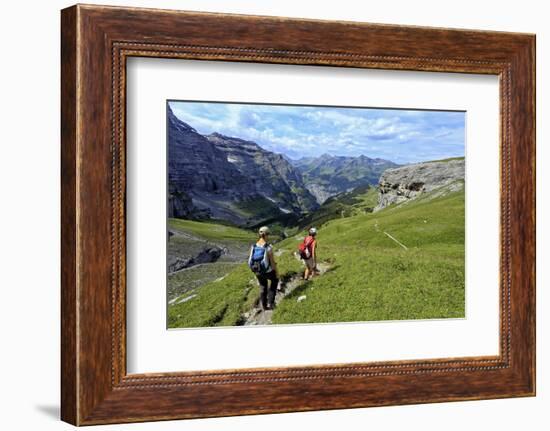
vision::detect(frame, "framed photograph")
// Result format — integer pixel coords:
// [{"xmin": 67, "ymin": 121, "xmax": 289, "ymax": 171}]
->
[{"xmin": 61, "ymin": 4, "xmax": 536, "ymax": 425}]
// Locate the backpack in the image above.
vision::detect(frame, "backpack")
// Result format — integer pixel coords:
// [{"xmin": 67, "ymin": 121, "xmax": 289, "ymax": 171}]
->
[
  {"xmin": 298, "ymin": 236, "xmax": 315, "ymax": 259},
  {"xmin": 248, "ymin": 243, "xmax": 271, "ymax": 275}
]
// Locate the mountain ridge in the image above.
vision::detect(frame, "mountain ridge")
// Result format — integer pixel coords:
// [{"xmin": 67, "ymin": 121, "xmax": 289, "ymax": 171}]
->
[
  {"xmin": 168, "ymin": 107, "xmax": 318, "ymax": 227},
  {"xmin": 292, "ymin": 153, "xmax": 399, "ymax": 204}
]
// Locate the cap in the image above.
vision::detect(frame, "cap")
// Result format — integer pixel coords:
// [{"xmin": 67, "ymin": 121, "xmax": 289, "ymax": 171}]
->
[
  {"xmin": 259, "ymin": 226, "xmax": 270, "ymax": 235},
  {"xmin": 309, "ymin": 227, "xmax": 317, "ymax": 235}
]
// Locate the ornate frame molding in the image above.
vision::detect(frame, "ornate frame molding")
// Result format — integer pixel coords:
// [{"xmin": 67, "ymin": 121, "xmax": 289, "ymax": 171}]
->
[{"xmin": 61, "ymin": 5, "xmax": 535, "ymax": 425}]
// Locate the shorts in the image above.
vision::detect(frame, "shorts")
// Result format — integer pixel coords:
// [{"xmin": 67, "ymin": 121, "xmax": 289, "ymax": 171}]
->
[{"xmin": 304, "ymin": 257, "xmax": 316, "ymax": 271}]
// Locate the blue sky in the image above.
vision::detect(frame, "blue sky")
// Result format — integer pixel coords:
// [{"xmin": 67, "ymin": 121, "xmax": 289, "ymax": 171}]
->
[{"xmin": 169, "ymin": 101, "xmax": 465, "ymax": 164}]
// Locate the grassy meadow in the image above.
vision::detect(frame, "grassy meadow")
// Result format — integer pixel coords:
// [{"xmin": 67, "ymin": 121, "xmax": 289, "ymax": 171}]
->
[{"xmin": 167, "ymin": 187, "xmax": 465, "ymax": 328}]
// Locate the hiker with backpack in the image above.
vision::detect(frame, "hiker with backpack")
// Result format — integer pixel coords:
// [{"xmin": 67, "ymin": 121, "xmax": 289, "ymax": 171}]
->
[
  {"xmin": 299, "ymin": 227, "xmax": 318, "ymax": 281},
  {"xmin": 248, "ymin": 226, "xmax": 279, "ymax": 310}
]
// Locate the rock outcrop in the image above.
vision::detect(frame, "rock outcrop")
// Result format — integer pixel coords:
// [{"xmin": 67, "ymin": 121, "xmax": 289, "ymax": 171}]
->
[
  {"xmin": 168, "ymin": 246, "xmax": 224, "ymax": 273},
  {"xmin": 375, "ymin": 158, "xmax": 465, "ymax": 211}
]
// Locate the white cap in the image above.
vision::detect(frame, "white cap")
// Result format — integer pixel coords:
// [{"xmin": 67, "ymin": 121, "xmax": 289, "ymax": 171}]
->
[
  {"xmin": 309, "ymin": 227, "xmax": 317, "ymax": 235},
  {"xmin": 259, "ymin": 226, "xmax": 270, "ymax": 235}
]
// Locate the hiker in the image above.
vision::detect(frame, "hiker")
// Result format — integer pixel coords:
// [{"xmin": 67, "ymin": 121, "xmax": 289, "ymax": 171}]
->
[
  {"xmin": 248, "ymin": 226, "xmax": 279, "ymax": 310},
  {"xmin": 299, "ymin": 227, "xmax": 318, "ymax": 281}
]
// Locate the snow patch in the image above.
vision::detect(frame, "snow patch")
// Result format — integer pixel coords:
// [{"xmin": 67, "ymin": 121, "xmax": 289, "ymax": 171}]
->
[{"xmin": 264, "ymin": 195, "xmax": 292, "ymax": 214}]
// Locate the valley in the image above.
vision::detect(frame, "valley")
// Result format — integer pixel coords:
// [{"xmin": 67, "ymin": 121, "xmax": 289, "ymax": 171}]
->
[
  {"xmin": 292, "ymin": 153, "xmax": 399, "ymax": 204},
  {"xmin": 167, "ymin": 105, "xmax": 396, "ymax": 229},
  {"xmin": 166, "ymin": 108, "xmax": 466, "ymax": 328}
]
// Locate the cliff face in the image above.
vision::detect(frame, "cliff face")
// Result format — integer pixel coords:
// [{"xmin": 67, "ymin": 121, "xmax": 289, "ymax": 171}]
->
[
  {"xmin": 167, "ymin": 106, "xmax": 257, "ymax": 222},
  {"xmin": 293, "ymin": 153, "xmax": 399, "ymax": 204},
  {"xmin": 206, "ymin": 133, "xmax": 318, "ymax": 213},
  {"xmin": 375, "ymin": 158, "xmax": 465, "ymax": 211},
  {"xmin": 168, "ymin": 107, "xmax": 250, "ymax": 196}
]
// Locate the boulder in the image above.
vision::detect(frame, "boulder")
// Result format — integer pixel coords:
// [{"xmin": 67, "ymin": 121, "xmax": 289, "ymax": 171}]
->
[{"xmin": 167, "ymin": 246, "xmax": 224, "ymax": 273}]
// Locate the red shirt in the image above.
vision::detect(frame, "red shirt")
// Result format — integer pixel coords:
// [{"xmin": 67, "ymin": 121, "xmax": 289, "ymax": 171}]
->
[{"xmin": 305, "ymin": 235, "xmax": 316, "ymax": 257}]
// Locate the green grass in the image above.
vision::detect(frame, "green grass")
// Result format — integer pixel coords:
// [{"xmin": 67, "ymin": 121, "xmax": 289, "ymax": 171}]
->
[
  {"xmin": 354, "ymin": 185, "xmax": 379, "ymax": 208},
  {"xmin": 232, "ymin": 196, "xmax": 281, "ymax": 218},
  {"xmin": 272, "ymin": 189, "xmax": 465, "ymax": 323},
  {"xmin": 167, "ymin": 188, "xmax": 465, "ymax": 328},
  {"xmin": 167, "ymin": 246, "xmax": 305, "ymax": 328},
  {"xmin": 168, "ymin": 262, "xmax": 241, "ymax": 302},
  {"xmin": 169, "ymin": 218, "xmax": 256, "ymax": 243},
  {"xmin": 168, "ymin": 264, "xmax": 260, "ymax": 327},
  {"xmin": 297, "ymin": 185, "xmax": 378, "ymax": 229},
  {"xmin": 427, "ymin": 156, "xmax": 465, "ymax": 163}
]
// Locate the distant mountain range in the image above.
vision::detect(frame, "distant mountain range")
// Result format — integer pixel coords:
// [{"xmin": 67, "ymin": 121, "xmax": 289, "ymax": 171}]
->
[
  {"xmin": 290, "ymin": 154, "xmax": 399, "ymax": 204},
  {"xmin": 168, "ymin": 107, "xmax": 399, "ymax": 227}
]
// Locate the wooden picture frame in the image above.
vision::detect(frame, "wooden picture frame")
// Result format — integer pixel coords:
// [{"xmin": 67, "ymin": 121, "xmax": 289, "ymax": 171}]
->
[{"xmin": 61, "ymin": 4, "xmax": 536, "ymax": 425}]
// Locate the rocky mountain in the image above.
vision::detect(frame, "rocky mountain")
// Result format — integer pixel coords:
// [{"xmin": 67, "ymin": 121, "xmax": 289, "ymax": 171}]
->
[
  {"xmin": 206, "ymin": 133, "xmax": 318, "ymax": 214},
  {"xmin": 375, "ymin": 157, "xmax": 465, "ymax": 211},
  {"xmin": 168, "ymin": 107, "xmax": 318, "ymax": 227},
  {"xmin": 292, "ymin": 153, "xmax": 399, "ymax": 204},
  {"xmin": 168, "ymin": 106, "xmax": 253, "ymax": 224}
]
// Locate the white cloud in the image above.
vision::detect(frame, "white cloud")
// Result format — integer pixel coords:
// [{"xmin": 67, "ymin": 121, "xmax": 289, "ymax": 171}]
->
[{"xmin": 169, "ymin": 101, "xmax": 465, "ymax": 163}]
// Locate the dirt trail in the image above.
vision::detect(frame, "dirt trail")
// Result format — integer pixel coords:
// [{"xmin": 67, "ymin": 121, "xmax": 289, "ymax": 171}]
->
[{"xmin": 242, "ymin": 257, "xmax": 331, "ymax": 326}]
